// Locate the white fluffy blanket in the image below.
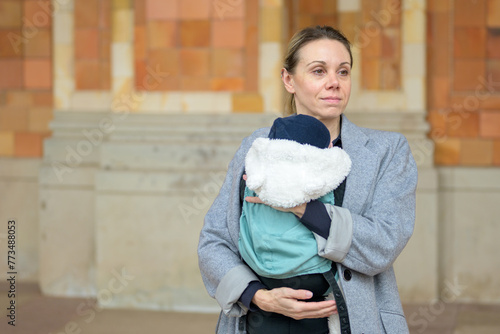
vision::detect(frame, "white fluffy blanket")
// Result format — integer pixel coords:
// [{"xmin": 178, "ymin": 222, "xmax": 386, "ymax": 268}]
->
[{"xmin": 245, "ymin": 138, "xmax": 352, "ymax": 208}]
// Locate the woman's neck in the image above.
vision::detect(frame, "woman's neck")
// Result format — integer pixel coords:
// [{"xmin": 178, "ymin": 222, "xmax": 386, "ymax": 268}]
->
[{"xmin": 322, "ymin": 116, "xmax": 341, "ymax": 141}]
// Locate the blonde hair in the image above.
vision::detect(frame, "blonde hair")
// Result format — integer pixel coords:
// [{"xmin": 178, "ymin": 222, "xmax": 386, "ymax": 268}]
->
[{"xmin": 283, "ymin": 26, "xmax": 353, "ymax": 116}]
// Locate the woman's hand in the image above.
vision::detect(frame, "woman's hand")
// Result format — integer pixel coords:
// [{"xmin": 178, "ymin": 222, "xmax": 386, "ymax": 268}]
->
[
  {"xmin": 251, "ymin": 288, "xmax": 337, "ymax": 320},
  {"xmin": 244, "ymin": 196, "xmax": 307, "ymax": 218},
  {"xmin": 243, "ymin": 174, "xmax": 307, "ymax": 218}
]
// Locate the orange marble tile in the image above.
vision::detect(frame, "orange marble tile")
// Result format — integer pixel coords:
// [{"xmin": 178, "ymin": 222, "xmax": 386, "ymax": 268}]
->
[
  {"xmin": 135, "ymin": 0, "xmax": 146, "ymax": 25},
  {"xmin": 246, "ymin": 0, "xmax": 259, "ymax": 28},
  {"xmin": 427, "ymin": 110, "xmax": 448, "ymax": 132},
  {"xmin": 75, "ymin": 60, "xmax": 101, "ymax": 90},
  {"xmin": 487, "ymin": 29, "xmax": 500, "ymax": 58},
  {"xmin": 32, "ymin": 91, "xmax": 53, "ymax": 106},
  {"xmin": 148, "ymin": 48, "xmax": 180, "ymax": 77},
  {"xmin": 450, "ymin": 94, "xmax": 500, "ymax": 111},
  {"xmin": 297, "ymin": 14, "xmax": 314, "ymax": 31},
  {"xmin": 100, "ymin": 61, "xmax": 111, "ymax": 90},
  {"xmin": 232, "ymin": 93, "xmax": 263, "ymax": 112},
  {"xmin": 480, "ymin": 111, "xmax": 500, "ymax": 138},
  {"xmin": 434, "ymin": 137, "xmax": 461, "ymax": 165},
  {"xmin": 379, "ymin": 60, "xmax": 400, "ymax": 90},
  {"xmin": 24, "ymin": 28, "xmax": 51, "ymax": 57},
  {"xmin": 28, "ymin": 107, "xmax": 53, "ymax": 132},
  {"xmin": 100, "ymin": 29, "xmax": 111, "ymax": 60},
  {"xmin": 211, "ymin": 77, "xmax": 244, "ymax": 91},
  {"xmin": 180, "ymin": 20, "xmax": 211, "ymax": 47},
  {"xmin": 446, "ymin": 111, "xmax": 479, "ymax": 137},
  {"xmin": 136, "ymin": 59, "xmax": 170, "ymax": 91},
  {"xmin": 361, "ymin": 0, "xmax": 380, "ymax": 24},
  {"xmin": 382, "ymin": 0, "xmax": 402, "ymax": 27},
  {"xmin": 0, "ymin": 91, "xmax": 5, "ymax": 106},
  {"xmin": 479, "ymin": 95, "xmax": 500, "ymax": 110},
  {"xmin": 428, "ymin": 0, "xmax": 451, "ymax": 12},
  {"xmin": 212, "ymin": 19, "xmax": 245, "ymax": 48},
  {"xmin": 211, "ymin": 0, "xmax": 245, "ymax": 19},
  {"xmin": 245, "ymin": 46, "xmax": 258, "ymax": 90},
  {"xmin": 358, "ymin": 26, "xmax": 382, "ymax": 57},
  {"xmin": 0, "ymin": 59, "xmax": 23, "ymax": 89},
  {"xmin": 24, "ymin": 0, "xmax": 52, "ymax": 28},
  {"xmin": 148, "ymin": 75, "xmax": 180, "ymax": 91},
  {"xmin": 14, "ymin": 132, "xmax": 45, "ymax": 157},
  {"xmin": 180, "ymin": 48, "xmax": 210, "ymax": 77},
  {"xmin": 454, "ymin": 27, "xmax": 486, "ymax": 58},
  {"xmin": 454, "ymin": 0, "xmax": 485, "ymax": 27},
  {"xmin": 211, "ymin": 48, "xmax": 244, "ymax": 77},
  {"xmin": 0, "ymin": 131, "xmax": 14, "ymax": 156},
  {"xmin": 429, "ymin": 76, "xmax": 450, "ymax": 109},
  {"xmin": 147, "ymin": 20, "xmax": 178, "ymax": 49},
  {"xmin": 487, "ymin": 0, "xmax": 500, "ymax": 27},
  {"xmin": 75, "ymin": 28, "xmax": 99, "ymax": 59},
  {"xmin": 24, "ymin": 59, "xmax": 52, "ymax": 89},
  {"xmin": 493, "ymin": 140, "xmax": 500, "ymax": 165},
  {"xmin": 134, "ymin": 60, "xmax": 148, "ymax": 89},
  {"xmin": 361, "ymin": 57, "xmax": 381, "ymax": 90},
  {"xmin": 429, "ymin": 13, "xmax": 451, "ymax": 77},
  {"xmin": 453, "ymin": 60, "xmax": 486, "ymax": 91},
  {"xmin": 181, "ymin": 76, "xmax": 211, "ymax": 90},
  {"xmin": 487, "ymin": 60, "xmax": 500, "ymax": 84},
  {"xmin": 99, "ymin": 0, "xmax": 111, "ymax": 29},
  {"xmin": 146, "ymin": 0, "xmax": 178, "ymax": 20},
  {"xmin": 0, "ymin": 29, "xmax": 23, "ymax": 57},
  {"xmin": 0, "ymin": 107, "xmax": 29, "ymax": 131},
  {"xmin": 338, "ymin": 13, "xmax": 358, "ymax": 45},
  {"xmin": 75, "ymin": 0, "xmax": 99, "ymax": 28},
  {"xmin": 134, "ymin": 25, "xmax": 147, "ymax": 60},
  {"xmin": 261, "ymin": 7, "xmax": 282, "ymax": 42},
  {"xmin": 323, "ymin": 0, "xmax": 338, "ymax": 15},
  {"xmin": 460, "ymin": 138, "xmax": 494, "ymax": 165},
  {"xmin": 6, "ymin": 91, "xmax": 33, "ymax": 107},
  {"xmin": 298, "ymin": 0, "xmax": 325, "ymax": 15},
  {"xmin": 0, "ymin": 0, "xmax": 22, "ymax": 28},
  {"xmin": 179, "ymin": 0, "xmax": 210, "ymax": 19},
  {"xmin": 381, "ymin": 28, "xmax": 400, "ymax": 59},
  {"xmin": 315, "ymin": 15, "xmax": 337, "ymax": 27},
  {"xmin": 245, "ymin": 0, "xmax": 259, "ymax": 92}
]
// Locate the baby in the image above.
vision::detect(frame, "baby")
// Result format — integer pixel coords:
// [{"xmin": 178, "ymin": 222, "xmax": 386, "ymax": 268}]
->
[{"xmin": 239, "ymin": 114, "xmax": 351, "ymax": 334}]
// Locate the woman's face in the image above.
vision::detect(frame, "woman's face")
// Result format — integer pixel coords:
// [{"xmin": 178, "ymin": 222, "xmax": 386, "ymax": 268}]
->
[{"xmin": 283, "ymin": 39, "xmax": 352, "ymax": 123}]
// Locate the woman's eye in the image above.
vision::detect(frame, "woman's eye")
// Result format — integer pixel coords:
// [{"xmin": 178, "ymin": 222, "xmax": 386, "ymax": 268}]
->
[
  {"xmin": 338, "ymin": 69, "xmax": 350, "ymax": 76},
  {"xmin": 313, "ymin": 69, "xmax": 325, "ymax": 75}
]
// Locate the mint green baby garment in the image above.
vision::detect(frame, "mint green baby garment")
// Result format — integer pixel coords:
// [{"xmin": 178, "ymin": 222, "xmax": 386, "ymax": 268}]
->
[{"xmin": 239, "ymin": 187, "xmax": 334, "ymax": 279}]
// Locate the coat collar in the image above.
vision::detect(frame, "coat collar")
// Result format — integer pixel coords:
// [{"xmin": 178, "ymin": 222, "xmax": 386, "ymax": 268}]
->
[{"xmin": 340, "ymin": 115, "xmax": 378, "ymax": 214}]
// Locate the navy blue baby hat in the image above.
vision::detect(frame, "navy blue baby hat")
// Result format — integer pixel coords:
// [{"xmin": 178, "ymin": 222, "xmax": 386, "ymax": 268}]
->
[{"xmin": 268, "ymin": 114, "xmax": 331, "ymax": 149}]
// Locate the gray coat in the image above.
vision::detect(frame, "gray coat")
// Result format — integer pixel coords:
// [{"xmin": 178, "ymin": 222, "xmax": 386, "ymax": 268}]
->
[{"xmin": 198, "ymin": 115, "xmax": 417, "ymax": 333}]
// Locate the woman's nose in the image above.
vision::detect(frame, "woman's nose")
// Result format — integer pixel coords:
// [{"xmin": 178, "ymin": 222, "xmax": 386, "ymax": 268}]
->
[{"xmin": 326, "ymin": 72, "xmax": 339, "ymax": 89}]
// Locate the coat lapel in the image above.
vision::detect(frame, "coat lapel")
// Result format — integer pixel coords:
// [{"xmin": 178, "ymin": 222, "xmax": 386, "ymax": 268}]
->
[{"xmin": 340, "ymin": 115, "xmax": 379, "ymax": 214}]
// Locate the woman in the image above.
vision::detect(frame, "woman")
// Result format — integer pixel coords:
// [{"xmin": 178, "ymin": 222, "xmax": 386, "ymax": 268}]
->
[{"xmin": 198, "ymin": 25, "xmax": 417, "ymax": 334}]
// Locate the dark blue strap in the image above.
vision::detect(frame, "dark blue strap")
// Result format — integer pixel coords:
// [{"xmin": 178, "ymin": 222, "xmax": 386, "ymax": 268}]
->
[{"xmin": 323, "ymin": 268, "xmax": 351, "ymax": 334}]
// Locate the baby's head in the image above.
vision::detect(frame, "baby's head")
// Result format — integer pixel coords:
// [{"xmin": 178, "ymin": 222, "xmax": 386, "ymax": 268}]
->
[{"xmin": 268, "ymin": 114, "xmax": 331, "ymax": 148}]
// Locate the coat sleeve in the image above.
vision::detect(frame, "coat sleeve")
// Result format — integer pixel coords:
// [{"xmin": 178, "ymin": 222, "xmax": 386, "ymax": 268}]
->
[
  {"xmin": 197, "ymin": 134, "xmax": 261, "ymax": 317},
  {"xmin": 315, "ymin": 134, "xmax": 417, "ymax": 277}
]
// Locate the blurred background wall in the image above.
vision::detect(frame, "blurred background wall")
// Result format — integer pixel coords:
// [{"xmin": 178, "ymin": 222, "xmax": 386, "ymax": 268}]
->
[{"xmin": 0, "ymin": 0, "xmax": 499, "ymax": 312}]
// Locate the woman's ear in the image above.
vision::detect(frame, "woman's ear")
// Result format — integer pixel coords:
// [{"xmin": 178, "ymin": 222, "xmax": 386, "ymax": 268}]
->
[{"xmin": 281, "ymin": 68, "xmax": 295, "ymax": 94}]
